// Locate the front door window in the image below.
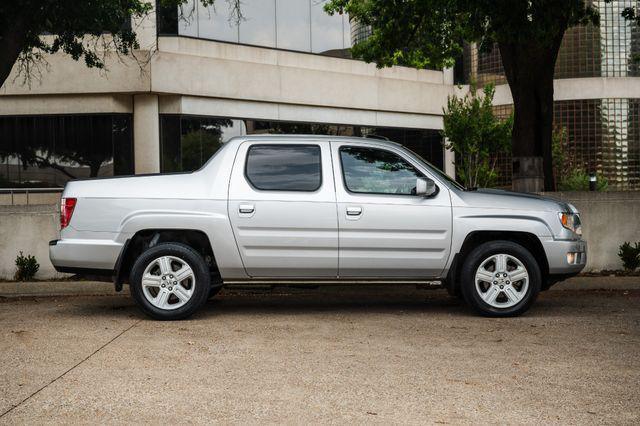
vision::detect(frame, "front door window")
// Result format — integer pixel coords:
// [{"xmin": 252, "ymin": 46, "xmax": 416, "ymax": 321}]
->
[{"xmin": 339, "ymin": 146, "xmax": 422, "ymax": 195}]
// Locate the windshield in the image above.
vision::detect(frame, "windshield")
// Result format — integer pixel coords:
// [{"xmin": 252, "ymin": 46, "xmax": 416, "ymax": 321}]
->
[{"xmin": 400, "ymin": 145, "xmax": 465, "ymax": 191}]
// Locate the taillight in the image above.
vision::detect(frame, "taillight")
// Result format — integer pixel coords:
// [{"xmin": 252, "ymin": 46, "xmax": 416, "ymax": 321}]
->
[{"xmin": 60, "ymin": 197, "xmax": 77, "ymax": 229}]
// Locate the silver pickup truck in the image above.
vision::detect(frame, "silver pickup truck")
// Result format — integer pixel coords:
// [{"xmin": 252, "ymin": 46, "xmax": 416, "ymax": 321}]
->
[{"xmin": 49, "ymin": 135, "xmax": 586, "ymax": 320}]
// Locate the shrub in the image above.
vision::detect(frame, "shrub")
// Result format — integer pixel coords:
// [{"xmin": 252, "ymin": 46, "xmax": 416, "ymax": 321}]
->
[
  {"xmin": 14, "ymin": 251, "xmax": 40, "ymax": 281},
  {"xmin": 618, "ymin": 242, "xmax": 640, "ymax": 271},
  {"xmin": 442, "ymin": 84, "xmax": 512, "ymax": 189},
  {"xmin": 558, "ymin": 168, "xmax": 608, "ymax": 192}
]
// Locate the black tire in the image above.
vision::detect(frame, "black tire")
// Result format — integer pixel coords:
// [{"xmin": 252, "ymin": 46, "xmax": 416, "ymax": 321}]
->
[
  {"xmin": 460, "ymin": 240, "xmax": 541, "ymax": 317},
  {"xmin": 130, "ymin": 243, "xmax": 210, "ymax": 320}
]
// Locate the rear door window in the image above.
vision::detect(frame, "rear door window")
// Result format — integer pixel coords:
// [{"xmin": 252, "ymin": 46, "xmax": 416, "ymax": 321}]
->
[{"xmin": 245, "ymin": 144, "xmax": 322, "ymax": 191}]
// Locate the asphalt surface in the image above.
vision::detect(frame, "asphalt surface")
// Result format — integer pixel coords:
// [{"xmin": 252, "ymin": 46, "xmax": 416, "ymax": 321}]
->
[{"xmin": 1, "ymin": 285, "xmax": 639, "ymax": 424}]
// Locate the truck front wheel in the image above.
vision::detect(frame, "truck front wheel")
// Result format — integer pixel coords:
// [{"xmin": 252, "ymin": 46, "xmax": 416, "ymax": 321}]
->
[
  {"xmin": 130, "ymin": 243, "xmax": 210, "ymax": 320},
  {"xmin": 460, "ymin": 240, "xmax": 541, "ymax": 317}
]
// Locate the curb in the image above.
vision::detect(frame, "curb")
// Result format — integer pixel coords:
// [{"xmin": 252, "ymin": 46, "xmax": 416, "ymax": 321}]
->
[
  {"xmin": 549, "ymin": 276, "xmax": 640, "ymax": 291},
  {"xmin": 0, "ymin": 276, "xmax": 638, "ymax": 298},
  {"xmin": 0, "ymin": 281, "xmax": 127, "ymax": 297}
]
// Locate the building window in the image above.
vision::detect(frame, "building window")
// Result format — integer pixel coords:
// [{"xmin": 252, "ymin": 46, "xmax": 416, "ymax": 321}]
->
[
  {"xmin": 160, "ymin": 115, "xmax": 243, "ymax": 172},
  {"xmin": 160, "ymin": 115, "xmax": 445, "ymax": 175},
  {"xmin": 491, "ymin": 98, "xmax": 640, "ymax": 190},
  {"xmin": 159, "ymin": 0, "xmax": 352, "ymax": 58},
  {"xmin": 276, "ymin": 0, "xmax": 311, "ymax": 52},
  {"xmin": 246, "ymin": 144, "xmax": 321, "ymax": 191},
  {"xmin": 459, "ymin": 0, "xmax": 640, "ymax": 85},
  {"xmin": 0, "ymin": 114, "xmax": 133, "ymax": 188}
]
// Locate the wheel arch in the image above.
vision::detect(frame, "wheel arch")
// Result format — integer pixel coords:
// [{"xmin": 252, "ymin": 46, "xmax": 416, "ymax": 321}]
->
[
  {"xmin": 445, "ymin": 231, "xmax": 549, "ymax": 296},
  {"xmin": 114, "ymin": 229, "xmax": 220, "ymax": 290}
]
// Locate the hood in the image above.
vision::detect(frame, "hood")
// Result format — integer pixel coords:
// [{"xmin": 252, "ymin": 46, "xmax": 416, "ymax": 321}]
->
[{"xmin": 456, "ymin": 188, "xmax": 575, "ymax": 212}]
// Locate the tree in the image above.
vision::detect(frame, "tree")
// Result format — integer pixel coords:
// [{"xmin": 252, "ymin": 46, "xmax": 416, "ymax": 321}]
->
[
  {"xmin": 442, "ymin": 84, "xmax": 512, "ymax": 188},
  {"xmin": 325, "ymin": 0, "xmax": 637, "ymax": 192},
  {"xmin": 0, "ymin": 0, "xmax": 242, "ymax": 89}
]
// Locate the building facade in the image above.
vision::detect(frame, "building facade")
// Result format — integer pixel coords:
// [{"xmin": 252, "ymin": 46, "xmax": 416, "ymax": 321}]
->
[
  {"xmin": 0, "ymin": 0, "xmax": 455, "ymax": 192},
  {"xmin": 0, "ymin": 0, "xmax": 638, "ymax": 192},
  {"xmin": 461, "ymin": 0, "xmax": 640, "ymax": 190}
]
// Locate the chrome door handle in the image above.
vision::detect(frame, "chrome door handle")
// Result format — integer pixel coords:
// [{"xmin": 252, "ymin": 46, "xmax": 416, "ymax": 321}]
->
[
  {"xmin": 346, "ymin": 206, "xmax": 362, "ymax": 216},
  {"xmin": 239, "ymin": 204, "xmax": 255, "ymax": 214}
]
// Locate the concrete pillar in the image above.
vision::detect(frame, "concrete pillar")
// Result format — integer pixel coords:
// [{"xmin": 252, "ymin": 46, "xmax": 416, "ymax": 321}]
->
[
  {"xmin": 444, "ymin": 142, "xmax": 456, "ymax": 180},
  {"xmin": 443, "ymin": 67, "xmax": 455, "ymax": 85},
  {"xmin": 133, "ymin": 94, "xmax": 160, "ymax": 174},
  {"xmin": 469, "ymin": 43, "xmax": 478, "ymax": 83}
]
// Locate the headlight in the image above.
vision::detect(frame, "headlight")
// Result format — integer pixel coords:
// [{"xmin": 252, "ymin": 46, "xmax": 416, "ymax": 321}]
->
[{"xmin": 559, "ymin": 212, "xmax": 582, "ymax": 236}]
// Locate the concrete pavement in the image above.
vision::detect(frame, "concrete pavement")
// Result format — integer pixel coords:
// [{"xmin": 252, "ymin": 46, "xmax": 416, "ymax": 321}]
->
[
  {"xmin": 1, "ymin": 284, "xmax": 639, "ymax": 424},
  {"xmin": 1, "ymin": 275, "xmax": 639, "ymax": 297}
]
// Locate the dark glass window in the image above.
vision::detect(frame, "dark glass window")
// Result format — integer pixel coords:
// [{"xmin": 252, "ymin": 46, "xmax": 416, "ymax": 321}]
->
[
  {"xmin": 160, "ymin": 114, "xmax": 445, "ymax": 175},
  {"xmin": 0, "ymin": 114, "xmax": 133, "ymax": 188},
  {"xmin": 340, "ymin": 146, "xmax": 422, "ymax": 195},
  {"xmin": 239, "ymin": 0, "xmax": 276, "ymax": 47},
  {"xmin": 245, "ymin": 144, "xmax": 321, "ymax": 191},
  {"xmin": 164, "ymin": 0, "xmax": 352, "ymax": 58},
  {"xmin": 160, "ymin": 116, "xmax": 238, "ymax": 172},
  {"xmin": 157, "ymin": 0, "xmax": 178, "ymax": 35}
]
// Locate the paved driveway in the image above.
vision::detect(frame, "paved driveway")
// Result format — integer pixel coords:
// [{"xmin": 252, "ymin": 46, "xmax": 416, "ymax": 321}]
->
[{"xmin": 1, "ymin": 285, "xmax": 639, "ymax": 424}]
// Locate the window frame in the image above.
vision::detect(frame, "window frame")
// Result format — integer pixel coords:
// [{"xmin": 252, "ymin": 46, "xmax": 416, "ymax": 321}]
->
[
  {"xmin": 244, "ymin": 143, "xmax": 323, "ymax": 192},
  {"xmin": 338, "ymin": 145, "xmax": 431, "ymax": 197}
]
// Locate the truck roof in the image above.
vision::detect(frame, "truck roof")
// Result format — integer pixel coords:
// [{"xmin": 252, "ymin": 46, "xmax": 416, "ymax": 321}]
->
[{"xmin": 226, "ymin": 134, "xmax": 404, "ymax": 148}]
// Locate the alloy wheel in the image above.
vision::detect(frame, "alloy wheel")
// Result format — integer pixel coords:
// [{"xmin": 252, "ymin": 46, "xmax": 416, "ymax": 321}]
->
[
  {"xmin": 474, "ymin": 253, "xmax": 529, "ymax": 308},
  {"xmin": 141, "ymin": 255, "xmax": 196, "ymax": 310}
]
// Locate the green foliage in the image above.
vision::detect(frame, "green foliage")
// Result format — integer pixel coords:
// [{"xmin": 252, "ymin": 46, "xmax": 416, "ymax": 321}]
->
[
  {"xmin": 325, "ymin": 0, "xmax": 603, "ymax": 70},
  {"xmin": 14, "ymin": 251, "xmax": 40, "ymax": 281},
  {"xmin": 441, "ymin": 84, "xmax": 512, "ymax": 188},
  {"xmin": 618, "ymin": 242, "xmax": 640, "ymax": 271},
  {"xmin": 552, "ymin": 126, "xmax": 568, "ymax": 183},
  {"xmin": 558, "ymin": 168, "xmax": 608, "ymax": 192},
  {"xmin": 552, "ymin": 125, "xmax": 608, "ymax": 191}
]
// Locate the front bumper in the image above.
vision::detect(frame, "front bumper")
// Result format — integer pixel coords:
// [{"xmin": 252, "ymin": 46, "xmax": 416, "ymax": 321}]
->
[
  {"xmin": 49, "ymin": 238, "xmax": 123, "ymax": 274},
  {"xmin": 542, "ymin": 238, "xmax": 587, "ymax": 274}
]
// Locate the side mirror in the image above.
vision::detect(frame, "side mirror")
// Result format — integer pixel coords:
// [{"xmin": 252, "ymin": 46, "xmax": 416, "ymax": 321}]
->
[{"xmin": 416, "ymin": 177, "xmax": 437, "ymax": 197}]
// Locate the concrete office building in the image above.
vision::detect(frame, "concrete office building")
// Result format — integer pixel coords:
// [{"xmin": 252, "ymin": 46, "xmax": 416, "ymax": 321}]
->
[
  {"xmin": 0, "ymin": 0, "xmax": 638, "ymax": 192},
  {"xmin": 0, "ymin": 0, "xmax": 456, "ymax": 194}
]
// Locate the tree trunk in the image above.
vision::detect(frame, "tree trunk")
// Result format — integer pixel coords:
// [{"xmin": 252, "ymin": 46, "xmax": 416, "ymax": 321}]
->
[{"xmin": 499, "ymin": 35, "xmax": 564, "ymax": 192}]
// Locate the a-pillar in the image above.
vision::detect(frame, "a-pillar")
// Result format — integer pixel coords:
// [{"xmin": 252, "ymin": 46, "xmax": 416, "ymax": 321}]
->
[{"xmin": 442, "ymin": 67, "xmax": 456, "ymax": 180}]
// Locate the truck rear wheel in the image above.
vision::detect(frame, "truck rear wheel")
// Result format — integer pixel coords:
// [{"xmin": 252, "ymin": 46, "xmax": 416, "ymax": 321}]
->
[
  {"xmin": 460, "ymin": 240, "xmax": 541, "ymax": 317},
  {"xmin": 130, "ymin": 243, "xmax": 210, "ymax": 320}
]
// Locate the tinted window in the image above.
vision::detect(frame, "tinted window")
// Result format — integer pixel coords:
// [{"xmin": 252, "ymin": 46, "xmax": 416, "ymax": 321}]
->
[
  {"xmin": 276, "ymin": 0, "xmax": 311, "ymax": 51},
  {"xmin": 160, "ymin": 116, "xmax": 241, "ymax": 173},
  {"xmin": 340, "ymin": 146, "xmax": 422, "ymax": 195},
  {"xmin": 0, "ymin": 114, "xmax": 134, "ymax": 188},
  {"xmin": 246, "ymin": 145, "xmax": 321, "ymax": 191},
  {"xmin": 310, "ymin": 1, "xmax": 345, "ymax": 54},
  {"xmin": 239, "ymin": 0, "xmax": 276, "ymax": 47},
  {"xmin": 171, "ymin": 0, "xmax": 351, "ymax": 57},
  {"xmin": 197, "ymin": 0, "xmax": 239, "ymax": 42}
]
